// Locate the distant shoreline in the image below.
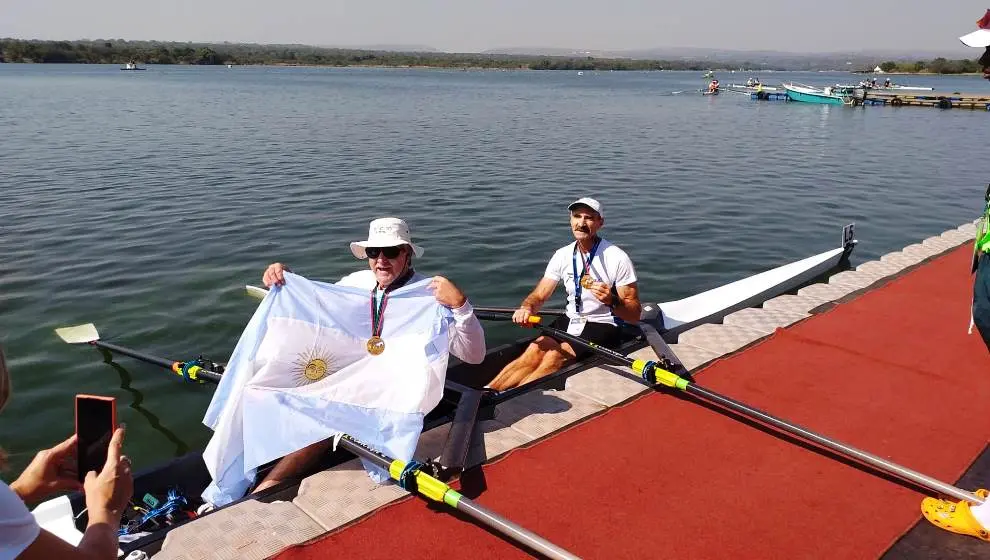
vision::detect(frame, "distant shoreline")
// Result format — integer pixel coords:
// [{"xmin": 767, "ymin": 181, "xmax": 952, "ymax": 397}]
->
[
  {"xmin": 1, "ymin": 39, "xmax": 984, "ymax": 75},
  {"xmin": 5, "ymin": 62, "xmax": 985, "ymax": 77}
]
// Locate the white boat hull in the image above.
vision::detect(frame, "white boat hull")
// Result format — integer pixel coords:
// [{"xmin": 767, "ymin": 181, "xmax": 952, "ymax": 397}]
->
[{"xmin": 658, "ymin": 224, "xmax": 855, "ymax": 337}]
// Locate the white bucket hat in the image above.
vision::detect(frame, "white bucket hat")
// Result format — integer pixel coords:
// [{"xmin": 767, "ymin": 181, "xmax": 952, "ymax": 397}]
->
[
  {"xmin": 567, "ymin": 197, "xmax": 604, "ymax": 219},
  {"xmin": 959, "ymin": 10, "xmax": 990, "ymax": 47},
  {"xmin": 349, "ymin": 217, "xmax": 424, "ymax": 259}
]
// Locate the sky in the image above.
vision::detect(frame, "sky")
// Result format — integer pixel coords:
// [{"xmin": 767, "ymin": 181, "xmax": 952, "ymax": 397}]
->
[{"xmin": 2, "ymin": 1, "xmax": 986, "ymax": 55}]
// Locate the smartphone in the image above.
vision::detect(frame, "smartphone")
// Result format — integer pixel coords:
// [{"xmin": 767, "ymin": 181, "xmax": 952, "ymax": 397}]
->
[{"xmin": 75, "ymin": 395, "xmax": 117, "ymax": 482}]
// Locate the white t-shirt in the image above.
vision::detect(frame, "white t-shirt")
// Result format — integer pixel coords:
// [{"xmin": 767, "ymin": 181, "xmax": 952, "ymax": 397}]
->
[
  {"xmin": 544, "ymin": 238, "xmax": 637, "ymax": 325},
  {"xmin": 335, "ymin": 269, "xmax": 487, "ymax": 364},
  {"xmin": 0, "ymin": 481, "xmax": 40, "ymax": 560}
]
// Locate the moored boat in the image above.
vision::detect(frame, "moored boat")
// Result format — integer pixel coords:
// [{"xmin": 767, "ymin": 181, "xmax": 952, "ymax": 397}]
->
[
  {"xmin": 783, "ymin": 82, "xmax": 858, "ymax": 105},
  {"xmin": 884, "ymin": 85, "xmax": 935, "ymax": 91},
  {"xmin": 725, "ymin": 83, "xmax": 782, "ymax": 93},
  {"xmin": 33, "ymin": 226, "xmax": 857, "ymax": 557}
]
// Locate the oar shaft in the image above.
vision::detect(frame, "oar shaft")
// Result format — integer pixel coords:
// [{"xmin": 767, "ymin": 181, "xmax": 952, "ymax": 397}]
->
[
  {"xmin": 456, "ymin": 499, "xmax": 582, "ymax": 560},
  {"xmin": 91, "ymin": 341, "xmax": 224, "ymax": 384},
  {"xmin": 92, "ymin": 340, "xmax": 175, "ymax": 369},
  {"xmin": 475, "ymin": 307, "xmax": 567, "ymax": 317},
  {"xmin": 338, "ymin": 437, "xmax": 581, "ymax": 560},
  {"xmin": 686, "ymin": 384, "xmax": 985, "ymax": 505},
  {"xmin": 525, "ymin": 321, "xmax": 985, "ymax": 505}
]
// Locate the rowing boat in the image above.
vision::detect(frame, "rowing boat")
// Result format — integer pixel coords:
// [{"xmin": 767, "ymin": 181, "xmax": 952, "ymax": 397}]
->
[
  {"xmin": 724, "ymin": 84, "xmax": 782, "ymax": 93},
  {"xmin": 783, "ymin": 82, "xmax": 859, "ymax": 106},
  {"xmin": 33, "ymin": 225, "xmax": 857, "ymax": 557}
]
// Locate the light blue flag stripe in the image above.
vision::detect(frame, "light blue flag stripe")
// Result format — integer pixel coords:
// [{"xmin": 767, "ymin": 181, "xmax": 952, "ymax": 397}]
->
[{"xmin": 201, "ymin": 272, "xmax": 451, "ymax": 506}]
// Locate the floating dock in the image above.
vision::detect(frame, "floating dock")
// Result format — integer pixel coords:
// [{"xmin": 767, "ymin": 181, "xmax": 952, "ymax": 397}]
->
[
  {"xmin": 150, "ymin": 222, "xmax": 990, "ymax": 560},
  {"xmin": 859, "ymin": 91, "xmax": 990, "ymax": 110}
]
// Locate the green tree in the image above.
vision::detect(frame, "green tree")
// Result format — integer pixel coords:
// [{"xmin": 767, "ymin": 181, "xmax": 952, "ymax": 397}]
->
[
  {"xmin": 194, "ymin": 47, "xmax": 218, "ymax": 65},
  {"xmin": 879, "ymin": 61, "xmax": 897, "ymax": 72}
]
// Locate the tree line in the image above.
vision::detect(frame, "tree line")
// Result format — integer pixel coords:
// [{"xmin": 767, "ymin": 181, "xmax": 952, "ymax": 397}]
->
[
  {"xmin": 0, "ymin": 39, "xmax": 982, "ymax": 74},
  {"xmin": 0, "ymin": 39, "xmax": 709, "ymax": 70},
  {"xmin": 876, "ymin": 58, "xmax": 982, "ymax": 75}
]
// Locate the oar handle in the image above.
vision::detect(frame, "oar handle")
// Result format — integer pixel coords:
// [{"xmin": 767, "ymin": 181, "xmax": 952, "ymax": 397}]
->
[
  {"xmin": 475, "ymin": 311, "xmax": 544, "ymax": 325},
  {"xmin": 474, "ymin": 306, "xmax": 566, "ymax": 317}
]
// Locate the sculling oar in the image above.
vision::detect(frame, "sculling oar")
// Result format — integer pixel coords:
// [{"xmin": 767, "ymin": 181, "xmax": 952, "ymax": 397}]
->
[
  {"xmin": 471, "ymin": 306, "xmax": 566, "ymax": 316},
  {"xmin": 55, "ymin": 323, "xmax": 224, "ymax": 383},
  {"xmin": 54, "ymin": 323, "xmax": 583, "ymax": 559},
  {"xmin": 477, "ymin": 313, "xmax": 986, "ymax": 505},
  {"xmin": 244, "ymin": 284, "xmax": 568, "ymax": 316},
  {"xmin": 337, "ymin": 435, "xmax": 581, "ymax": 560}
]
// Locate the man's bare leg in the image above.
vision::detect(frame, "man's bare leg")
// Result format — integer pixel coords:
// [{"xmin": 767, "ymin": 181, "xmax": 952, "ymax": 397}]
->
[
  {"xmin": 487, "ymin": 337, "xmax": 566, "ymax": 391},
  {"xmin": 517, "ymin": 342, "xmax": 578, "ymax": 386},
  {"xmin": 252, "ymin": 438, "xmax": 333, "ymax": 494},
  {"xmin": 486, "ymin": 339, "xmax": 546, "ymax": 390}
]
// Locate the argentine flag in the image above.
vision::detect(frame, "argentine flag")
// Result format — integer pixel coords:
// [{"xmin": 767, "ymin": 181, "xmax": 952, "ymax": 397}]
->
[{"xmin": 201, "ymin": 272, "xmax": 452, "ymax": 506}]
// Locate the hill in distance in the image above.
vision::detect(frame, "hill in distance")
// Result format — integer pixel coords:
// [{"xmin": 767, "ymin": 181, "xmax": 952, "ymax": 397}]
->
[{"xmin": 481, "ymin": 45, "xmax": 973, "ymax": 67}]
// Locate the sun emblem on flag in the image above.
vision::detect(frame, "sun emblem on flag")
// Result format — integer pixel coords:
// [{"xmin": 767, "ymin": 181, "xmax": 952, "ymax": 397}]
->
[{"xmin": 291, "ymin": 345, "xmax": 336, "ymax": 385}]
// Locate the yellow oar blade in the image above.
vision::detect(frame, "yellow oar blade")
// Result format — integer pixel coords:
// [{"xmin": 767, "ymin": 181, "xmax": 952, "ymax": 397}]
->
[{"xmin": 54, "ymin": 323, "xmax": 100, "ymax": 344}]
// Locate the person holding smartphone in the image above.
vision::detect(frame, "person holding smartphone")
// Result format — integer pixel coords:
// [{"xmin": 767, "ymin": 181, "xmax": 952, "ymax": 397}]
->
[{"xmin": 0, "ymin": 345, "xmax": 133, "ymax": 559}]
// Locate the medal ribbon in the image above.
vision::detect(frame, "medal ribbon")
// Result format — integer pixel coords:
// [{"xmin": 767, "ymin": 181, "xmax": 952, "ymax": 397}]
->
[
  {"xmin": 571, "ymin": 237, "xmax": 602, "ymax": 313},
  {"xmin": 370, "ymin": 267, "xmax": 416, "ymax": 339}
]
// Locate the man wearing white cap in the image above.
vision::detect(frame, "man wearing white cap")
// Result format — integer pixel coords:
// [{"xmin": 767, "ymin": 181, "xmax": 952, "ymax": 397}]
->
[
  {"xmin": 254, "ymin": 217, "xmax": 486, "ymax": 492},
  {"xmin": 487, "ymin": 197, "xmax": 641, "ymax": 391},
  {"xmin": 916, "ymin": 11, "xmax": 990, "ymax": 543}
]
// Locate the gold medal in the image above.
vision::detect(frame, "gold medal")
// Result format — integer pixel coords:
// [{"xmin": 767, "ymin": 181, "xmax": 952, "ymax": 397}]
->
[
  {"xmin": 366, "ymin": 336, "xmax": 385, "ymax": 355},
  {"xmin": 580, "ymin": 274, "xmax": 594, "ymax": 289}
]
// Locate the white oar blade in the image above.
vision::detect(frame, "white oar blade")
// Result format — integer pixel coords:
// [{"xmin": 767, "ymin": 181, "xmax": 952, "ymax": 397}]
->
[
  {"xmin": 55, "ymin": 323, "xmax": 100, "ymax": 344},
  {"xmin": 245, "ymin": 285, "xmax": 269, "ymax": 300}
]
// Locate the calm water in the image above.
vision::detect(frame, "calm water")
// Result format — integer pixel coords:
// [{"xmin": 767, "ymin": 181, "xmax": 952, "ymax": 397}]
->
[{"xmin": 1, "ymin": 64, "xmax": 987, "ymax": 477}]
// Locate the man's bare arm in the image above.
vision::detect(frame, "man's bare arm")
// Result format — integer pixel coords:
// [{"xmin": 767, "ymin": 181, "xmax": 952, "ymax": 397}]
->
[{"xmin": 612, "ymin": 282, "xmax": 642, "ymax": 324}]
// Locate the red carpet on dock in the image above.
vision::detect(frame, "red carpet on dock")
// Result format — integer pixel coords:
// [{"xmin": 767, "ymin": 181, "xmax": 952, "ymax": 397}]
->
[{"xmin": 277, "ymin": 246, "xmax": 990, "ymax": 560}]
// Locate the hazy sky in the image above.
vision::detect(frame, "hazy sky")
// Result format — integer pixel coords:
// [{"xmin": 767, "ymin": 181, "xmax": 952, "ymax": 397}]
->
[{"xmin": 2, "ymin": 1, "xmax": 986, "ymax": 54}]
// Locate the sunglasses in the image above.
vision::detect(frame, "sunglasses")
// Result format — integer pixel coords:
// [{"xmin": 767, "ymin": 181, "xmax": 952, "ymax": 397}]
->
[{"xmin": 366, "ymin": 246, "xmax": 404, "ymax": 259}]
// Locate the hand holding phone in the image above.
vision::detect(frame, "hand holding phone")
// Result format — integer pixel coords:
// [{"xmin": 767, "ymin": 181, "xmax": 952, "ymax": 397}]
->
[
  {"xmin": 82, "ymin": 425, "xmax": 133, "ymax": 525},
  {"xmin": 75, "ymin": 394, "xmax": 117, "ymax": 482},
  {"xmin": 8, "ymin": 434, "xmax": 82, "ymax": 503}
]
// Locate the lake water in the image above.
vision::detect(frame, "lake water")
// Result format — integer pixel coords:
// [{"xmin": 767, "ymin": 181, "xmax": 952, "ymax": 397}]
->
[{"xmin": 1, "ymin": 64, "xmax": 987, "ymax": 476}]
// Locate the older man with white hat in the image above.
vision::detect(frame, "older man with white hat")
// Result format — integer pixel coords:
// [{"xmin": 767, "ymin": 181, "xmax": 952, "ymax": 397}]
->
[
  {"xmin": 255, "ymin": 217, "xmax": 486, "ymax": 492},
  {"xmin": 487, "ymin": 197, "xmax": 641, "ymax": 391}
]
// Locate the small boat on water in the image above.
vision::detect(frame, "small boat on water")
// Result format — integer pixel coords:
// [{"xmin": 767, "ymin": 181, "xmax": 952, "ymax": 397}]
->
[
  {"xmin": 882, "ymin": 85, "xmax": 934, "ymax": 91},
  {"xmin": 33, "ymin": 226, "xmax": 857, "ymax": 557},
  {"xmin": 120, "ymin": 62, "xmax": 146, "ymax": 71},
  {"xmin": 782, "ymin": 82, "xmax": 858, "ymax": 105},
  {"xmin": 724, "ymin": 83, "xmax": 782, "ymax": 93},
  {"xmin": 857, "ymin": 79, "xmax": 934, "ymax": 92}
]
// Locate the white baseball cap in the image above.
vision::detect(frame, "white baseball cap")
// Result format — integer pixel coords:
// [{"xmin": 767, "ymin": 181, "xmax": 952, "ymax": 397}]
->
[
  {"xmin": 349, "ymin": 217, "xmax": 424, "ymax": 259},
  {"xmin": 567, "ymin": 197, "xmax": 604, "ymax": 219},
  {"xmin": 959, "ymin": 10, "xmax": 990, "ymax": 47}
]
